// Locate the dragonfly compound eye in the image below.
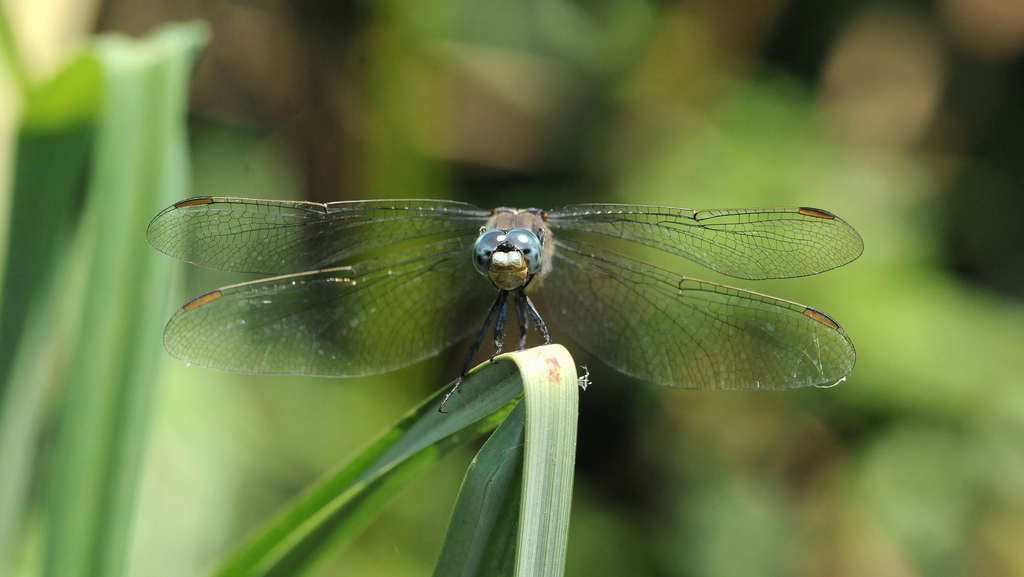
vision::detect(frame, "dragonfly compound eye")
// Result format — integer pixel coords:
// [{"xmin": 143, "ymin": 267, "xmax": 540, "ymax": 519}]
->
[
  {"xmin": 473, "ymin": 229, "xmax": 507, "ymax": 276},
  {"xmin": 505, "ymin": 228, "xmax": 543, "ymax": 274}
]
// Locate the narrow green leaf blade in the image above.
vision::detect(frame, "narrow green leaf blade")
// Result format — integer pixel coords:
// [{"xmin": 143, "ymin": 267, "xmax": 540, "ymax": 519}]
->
[
  {"xmin": 431, "ymin": 344, "xmax": 579, "ymax": 577},
  {"xmin": 511, "ymin": 344, "xmax": 578, "ymax": 577},
  {"xmin": 42, "ymin": 23, "xmax": 209, "ymax": 577},
  {"xmin": 0, "ymin": 52, "xmax": 101, "ymax": 576},
  {"xmin": 210, "ymin": 360, "xmax": 524, "ymax": 577},
  {"xmin": 0, "ymin": 51, "xmax": 101, "ymax": 406},
  {"xmin": 431, "ymin": 403, "xmax": 525, "ymax": 577}
]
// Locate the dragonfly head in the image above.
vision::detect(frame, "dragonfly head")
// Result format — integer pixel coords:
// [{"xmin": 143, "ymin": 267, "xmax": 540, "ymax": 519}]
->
[{"xmin": 473, "ymin": 227, "xmax": 543, "ymax": 291}]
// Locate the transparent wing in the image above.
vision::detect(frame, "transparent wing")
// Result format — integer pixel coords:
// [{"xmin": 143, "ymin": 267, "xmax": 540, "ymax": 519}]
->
[
  {"xmin": 163, "ymin": 236, "xmax": 497, "ymax": 376},
  {"xmin": 535, "ymin": 238, "xmax": 856, "ymax": 389},
  {"xmin": 147, "ymin": 197, "xmax": 491, "ymax": 274},
  {"xmin": 545, "ymin": 204, "xmax": 863, "ymax": 280}
]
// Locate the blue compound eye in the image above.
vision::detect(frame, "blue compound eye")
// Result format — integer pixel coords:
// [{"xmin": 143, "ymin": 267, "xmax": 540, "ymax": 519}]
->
[
  {"xmin": 505, "ymin": 228, "xmax": 543, "ymax": 274},
  {"xmin": 473, "ymin": 229, "xmax": 506, "ymax": 276}
]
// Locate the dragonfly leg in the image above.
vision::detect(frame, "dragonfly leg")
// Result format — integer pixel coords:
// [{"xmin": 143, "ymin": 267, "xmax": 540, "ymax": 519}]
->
[
  {"xmin": 440, "ymin": 290, "xmax": 506, "ymax": 413},
  {"xmin": 490, "ymin": 290, "xmax": 510, "ymax": 362},
  {"xmin": 518, "ymin": 289, "xmax": 551, "ymax": 345},
  {"xmin": 514, "ymin": 289, "xmax": 530, "ymax": 350}
]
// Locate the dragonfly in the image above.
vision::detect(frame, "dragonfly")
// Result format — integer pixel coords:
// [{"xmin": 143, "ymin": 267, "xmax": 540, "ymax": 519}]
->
[{"xmin": 148, "ymin": 197, "xmax": 862, "ymax": 411}]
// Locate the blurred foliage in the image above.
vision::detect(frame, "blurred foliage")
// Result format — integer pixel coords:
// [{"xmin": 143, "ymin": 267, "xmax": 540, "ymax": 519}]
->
[
  {"xmin": 2, "ymin": 0, "xmax": 1024, "ymax": 576},
  {"xmin": 0, "ymin": 16, "xmax": 209, "ymax": 577}
]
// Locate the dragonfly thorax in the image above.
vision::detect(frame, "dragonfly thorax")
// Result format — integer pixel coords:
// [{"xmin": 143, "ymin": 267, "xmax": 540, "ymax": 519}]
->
[{"xmin": 473, "ymin": 227, "xmax": 543, "ymax": 291}]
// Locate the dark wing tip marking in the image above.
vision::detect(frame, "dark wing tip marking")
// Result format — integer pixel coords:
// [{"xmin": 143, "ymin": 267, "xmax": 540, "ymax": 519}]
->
[
  {"xmin": 174, "ymin": 197, "xmax": 215, "ymax": 209},
  {"xmin": 183, "ymin": 290, "xmax": 223, "ymax": 311},
  {"xmin": 798, "ymin": 207, "xmax": 836, "ymax": 220},
  {"xmin": 803, "ymin": 307, "xmax": 841, "ymax": 330}
]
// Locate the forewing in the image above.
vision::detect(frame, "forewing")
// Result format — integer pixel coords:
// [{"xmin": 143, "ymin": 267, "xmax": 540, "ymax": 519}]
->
[
  {"xmin": 147, "ymin": 197, "xmax": 491, "ymax": 274},
  {"xmin": 163, "ymin": 236, "xmax": 497, "ymax": 376},
  {"xmin": 545, "ymin": 204, "xmax": 863, "ymax": 280},
  {"xmin": 536, "ymin": 238, "xmax": 856, "ymax": 389}
]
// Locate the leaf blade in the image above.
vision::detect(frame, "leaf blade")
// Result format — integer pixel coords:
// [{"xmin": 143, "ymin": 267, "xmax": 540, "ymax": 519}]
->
[{"xmin": 209, "ymin": 359, "xmax": 524, "ymax": 577}]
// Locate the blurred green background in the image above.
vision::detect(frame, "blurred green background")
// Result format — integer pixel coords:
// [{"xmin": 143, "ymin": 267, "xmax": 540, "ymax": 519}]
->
[{"xmin": 3, "ymin": 0, "xmax": 1024, "ymax": 575}]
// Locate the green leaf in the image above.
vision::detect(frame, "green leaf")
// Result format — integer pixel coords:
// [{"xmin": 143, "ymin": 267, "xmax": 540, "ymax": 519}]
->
[
  {"xmin": 211, "ymin": 345, "xmax": 579, "ymax": 577},
  {"xmin": 0, "ymin": 55, "xmax": 101, "ymax": 407},
  {"xmin": 0, "ymin": 33, "xmax": 103, "ymax": 577},
  {"xmin": 431, "ymin": 344, "xmax": 579, "ymax": 577},
  {"xmin": 209, "ymin": 358, "xmax": 525, "ymax": 577},
  {"xmin": 21, "ymin": 52, "xmax": 104, "ymax": 131},
  {"xmin": 432, "ymin": 403, "xmax": 526, "ymax": 577},
  {"xmin": 509, "ymin": 345, "xmax": 578, "ymax": 576},
  {"xmin": 39, "ymin": 22, "xmax": 209, "ymax": 577},
  {"xmin": 0, "ymin": 23, "xmax": 195, "ymax": 577}
]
